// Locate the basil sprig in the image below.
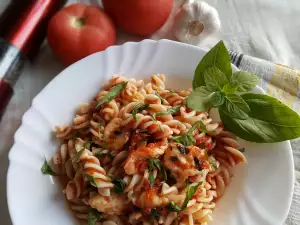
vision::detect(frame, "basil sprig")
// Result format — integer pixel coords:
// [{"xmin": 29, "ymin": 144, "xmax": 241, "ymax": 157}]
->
[
  {"xmin": 96, "ymin": 82, "xmax": 127, "ymax": 108},
  {"xmin": 88, "ymin": 208, "xmax": 104, "ymax": 225},
  {"xmin": 167, "ymin": 183, "xmax": 201, "ymax": 212},
  {"xmin": 172, "ymin": 121, "xmax": 207, "ymax": 146},
  {"xmin": 153, "ymin": 105, "xmax": 181, "ymax": 121},
  {"xmin": 130, "ymin": 103, "xmax": 149, "ymax": 122},
  {"xmin": 187, "ymin": 40, "xmax": 300, "ymax": 143}
]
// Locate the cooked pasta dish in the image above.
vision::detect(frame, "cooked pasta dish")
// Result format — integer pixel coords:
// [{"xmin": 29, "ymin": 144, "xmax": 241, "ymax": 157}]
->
[{"xmin": 49, "ymin": 74, "xmax": 246, "ymax": 225}]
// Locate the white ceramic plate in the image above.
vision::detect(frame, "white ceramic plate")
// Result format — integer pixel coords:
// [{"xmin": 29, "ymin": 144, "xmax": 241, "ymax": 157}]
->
[{"xmin": 7, "ymin": 39, "xmax": 294, "ymax": 225}]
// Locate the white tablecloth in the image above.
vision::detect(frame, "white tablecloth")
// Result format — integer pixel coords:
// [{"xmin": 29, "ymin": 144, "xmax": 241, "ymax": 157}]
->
[{"xmin": 1, "ymin": 0, "xmax": 299, "ymax": 224}]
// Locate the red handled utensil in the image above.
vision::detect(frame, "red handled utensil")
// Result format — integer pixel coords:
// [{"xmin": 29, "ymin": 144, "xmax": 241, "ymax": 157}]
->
[{"xmin": 0, "ymin": 0, "xmax": 66, "ymax": 120}]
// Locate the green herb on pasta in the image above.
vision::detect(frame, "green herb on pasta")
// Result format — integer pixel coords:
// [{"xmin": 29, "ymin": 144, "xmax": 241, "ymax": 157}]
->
[
  {"xmin": 88, "ymin": 208, "xmax": 104, "ymax": 225},
  {"xmin": 113, "ymin": 178, "xmax": 126, "ymax": 194},
  {"xmin": 96, "ymin": 82, "xmax": 127, "ymax": 108},
  {"xmin": 153, "ymin": 105, "xmax": 181, "ymax": 121},
  {"xmin": 130, "ymin": 103, "xmax": 149, "ymax": 122},
  {"xmin": 41, "ymin": 159, "xmax": 55, "ymax": 176}
]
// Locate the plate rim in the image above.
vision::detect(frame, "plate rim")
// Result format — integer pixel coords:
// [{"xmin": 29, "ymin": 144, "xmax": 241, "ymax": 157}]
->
[{"xmin": 6, "ymin": 39, "xmax": 295, "ymax": 225}]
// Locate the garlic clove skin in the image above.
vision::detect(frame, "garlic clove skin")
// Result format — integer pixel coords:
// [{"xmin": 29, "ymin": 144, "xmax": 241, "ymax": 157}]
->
[{"xmin": 173, "ymin": 1, "xmax": 221, "ymax": 45}]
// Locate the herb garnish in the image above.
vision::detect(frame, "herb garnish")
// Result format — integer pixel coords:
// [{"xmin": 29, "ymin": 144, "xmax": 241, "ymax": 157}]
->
[
  {"xmin": 187, "ymin": 40, "xmax": 300, "ymax": 143},
  {"xmin": 113, "ymin": 178, "xmax": 126, "ymax": 194},
  {"xmin": 167, "ymin": 183, "xmax": 201, "ymax": 212},
  {"xmin": 72, "ymin": 141, "xmax": 93, "ymax": 162},
  {"xmin": 87, "ymin": 175, "xmax": 98, "ymax": 187},
  {"xmin": 147, "ymin": 158, "xmax": 167, "ymax": 186},
  {"xmin": 95, "ymin": 151, "xmax": 115, "ymax": 159},
  {"xmin": 153, "ymin": 105, "xmax": 181, "ymax": 121},
  {"xmin": 88, "ymin": 208, "xmax": 104, "ymax": 225},
  {"xmin": 130, "ymin": 103, "xmax": 149, "ymax": 122},
  {"xmin": 172, "ymin": 120, "xmax": 207, "ymax": 146},
  {"xmin": 96, "ymin": 82, "xmax": 127, "ymax": 108},
  {"xmin": 155, "ymin": 92, "xmax": 165, "ymax": 104},
  {"xmin": 41, "ymin": 159, "xmax": 55, "ymax": 175},
  {"xmin": 167, "ymin": 201, "xmax": 181, "ymax": 212},
  {"xmin": 72, "ymin": 148, "xmax": 84, "ymax": 163},
  {"xmin": 150, "ymin": 209, "xmax": 160, "ymax": 219}
]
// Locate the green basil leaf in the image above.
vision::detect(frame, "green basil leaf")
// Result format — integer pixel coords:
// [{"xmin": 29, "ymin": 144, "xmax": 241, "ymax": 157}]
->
[
  {"xmin": 153, "ymin": 105, "xmax": 181, "ymax": 120},
  {"xmin": 187, "ymin": 120, "xmax": 207, "ymax": 135},
  {"xmin": 204, "ymin": 66, "xmax": 229, "ymax": 91},
  {"xmin": 219, "ymin": 93, "xmax": 300, "ymax": 142},
  {"xmin": 193, "ymin": 41, "xmax": 232, "ymax": 89},
  {"xmin": 171, "ymin": 121, "xmax": 207, "ymax": 146},
  {"xmin": 84, "ymin": 140, "xmax": 93, "ymax": 150},
  {"xmin": 167, "ymin": 201, "xmax": 181, "ymax": 212},
  {"xmin": 41, "ymin": 159, "xmax": 55, "ymax": 175},
  {"xmin": 231, "ymin": 71, "xmax": 260, "ymax": 93},
  {"xmin": 72, "ymin": 148, "xmax": 85, "ymax": 163},
  {"xmin": 149, "ymin": 174, "xmax": 155, "ymax": 187},
  {"xmin": 186, "ymin": 87, "xmax": 212, "ymax": 112},
  {"xmin": 181, "ymin": 183, "xmax": 201, "ymax": 210},
  {"xmin": 222, "ymin": 93, "xmax": 250, "ymax": 120},
  {"xmin": 222, "ymin": 83, "xmax": 238, "ymax": 94},
  {"xmin": 155, "ymin": 92, "xmax": 165, "ymax": 104},
  {"xmin": 147, "ymin": 158, "xmax": 155, "ymax": 172},
  {"xmin": 198, "ymin": 120, "xmax": 207, "ymax": 133},
  {"xmin": 150, "ymin": 209, "xmax": 160, "ymax": 219},
  {"xmin": 187, "ymin": 87, "xmax": 224, "ymax": 112},
  {"xmin": 87, "ymin": 175, "xmax": 98, "ymax": 187},
  {"xmin": 113, "ymin": 178, "xmax": 126, "ymax": 194},
  {"xmin": 88, "ymin": 208, "xmax": 104, "ymax": 225},
  {"xmin": 96, "ymin": 82, "xmax": 127, "ymax": 108},
  {"xmin": 130, "ymin": 103, "xmax": 149, "ymax": 122},
  {"xmin": 185, "ymin": 179, "xmax": 190, "ymax": 187},
  {"xmin": 153, "ymin": 159, "xmax": 167, "ymax": 182}
]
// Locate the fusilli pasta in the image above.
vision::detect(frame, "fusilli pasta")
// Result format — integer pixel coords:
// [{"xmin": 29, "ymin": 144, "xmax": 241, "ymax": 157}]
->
[{"xmin": 48, "ymin": 74, "xmax": 246, "ymax": 224}]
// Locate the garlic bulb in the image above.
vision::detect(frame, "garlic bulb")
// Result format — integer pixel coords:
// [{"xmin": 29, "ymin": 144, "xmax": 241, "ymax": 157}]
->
[{"xmin": 173, "ymin": 0, "xmax": 221, "ymax": 45}]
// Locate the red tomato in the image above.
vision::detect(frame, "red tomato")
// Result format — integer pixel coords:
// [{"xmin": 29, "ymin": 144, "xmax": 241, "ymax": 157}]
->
[
  {"xmin": 102, "ymin": 0, "xmax": 173, "ymax": 36},
  {"xmin": 47, "ymin": 4, "xmax": 116, "ymax": 65}
]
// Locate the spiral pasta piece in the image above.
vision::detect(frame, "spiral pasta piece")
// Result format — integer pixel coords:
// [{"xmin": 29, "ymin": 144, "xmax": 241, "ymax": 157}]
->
[
  {"xmin": 77, "ymin": 149, "xmax": 113, "ymax": 196},
  {"xmin": 151, "ymin": 74, "xmax": 166, "ymax": 91},
  {"xmin": 160, "ymin": 91, "xmax": 184, "ymax": 106}
]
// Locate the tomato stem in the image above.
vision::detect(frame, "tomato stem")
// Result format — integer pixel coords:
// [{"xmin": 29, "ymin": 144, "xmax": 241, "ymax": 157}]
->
[{"xmin": 73, "ymin": 17, "xmax": 86, "ymax": 28}]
